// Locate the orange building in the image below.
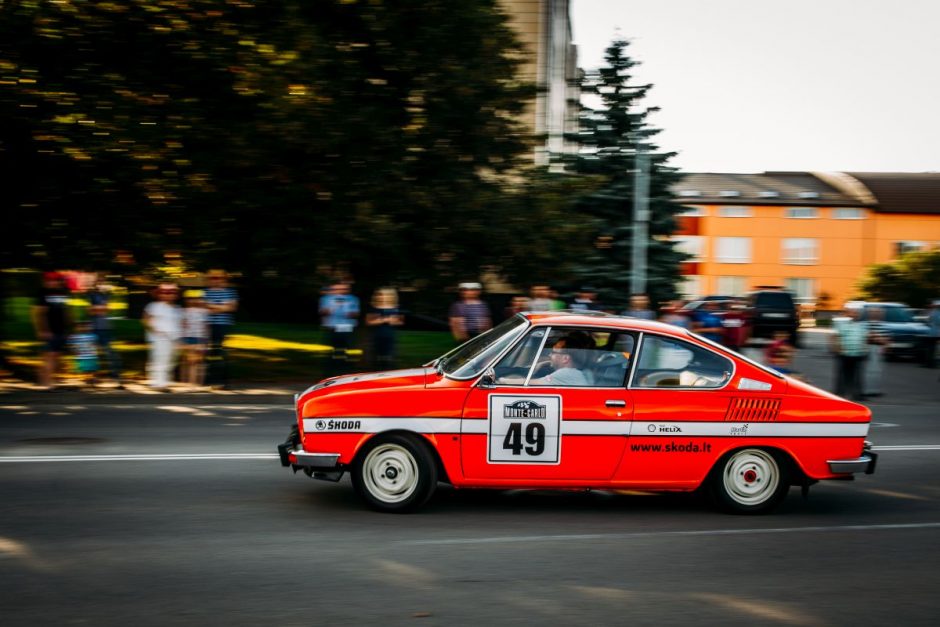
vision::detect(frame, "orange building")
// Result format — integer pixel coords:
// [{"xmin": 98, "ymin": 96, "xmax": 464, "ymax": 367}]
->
[{"xmin": 671, "ymin": 172, "xmax": 940, "ymax": 308}]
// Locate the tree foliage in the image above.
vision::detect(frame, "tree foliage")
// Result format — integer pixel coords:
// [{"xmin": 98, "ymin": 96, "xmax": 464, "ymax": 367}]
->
[
  {"xmin": 1, "ymin": 0, "xmax": 535, "ymax": 302},
  {"xmin": 561, "ymin": 39, "xmax": 686, "ymax": 308},
  {"xmin": 858, "ymin": 249, "xmax": 940, "ymax": 308}
]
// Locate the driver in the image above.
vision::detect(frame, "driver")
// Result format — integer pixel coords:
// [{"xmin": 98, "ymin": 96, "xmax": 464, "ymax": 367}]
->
[{"xmin": 501, "ymin": 331, "xmax": 593, "ymax": 386}]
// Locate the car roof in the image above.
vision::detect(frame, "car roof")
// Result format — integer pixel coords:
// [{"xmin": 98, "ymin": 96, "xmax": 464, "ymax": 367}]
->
[{"xmin": 520, "ymin": 311, "xmax": 688, "ymax": 337}]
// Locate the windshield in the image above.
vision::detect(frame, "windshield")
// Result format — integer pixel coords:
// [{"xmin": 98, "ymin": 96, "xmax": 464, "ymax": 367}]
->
[{"xmin": 440, "ymin": 315, "xmax": 528, "ymax": 379}]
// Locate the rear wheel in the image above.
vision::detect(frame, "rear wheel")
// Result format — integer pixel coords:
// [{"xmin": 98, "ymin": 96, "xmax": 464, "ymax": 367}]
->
[
  {"xmin": 710, "ymin": 448, "xmax": 789, "ymax": 514},
  {"xmin": 351, "ymin": 434, "xmax": 437, "ymax": 513}
]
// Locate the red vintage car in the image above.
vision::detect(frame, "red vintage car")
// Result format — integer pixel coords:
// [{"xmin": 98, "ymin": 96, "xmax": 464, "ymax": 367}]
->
[{"xmin": 278, "ymin": 312, "xmax": 876, "ymax": 513}]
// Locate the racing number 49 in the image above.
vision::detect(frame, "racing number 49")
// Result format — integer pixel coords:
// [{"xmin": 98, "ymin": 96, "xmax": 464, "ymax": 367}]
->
[{"xmin": 503, "ymin": 422, "xmax": 546, "ymax": 456}]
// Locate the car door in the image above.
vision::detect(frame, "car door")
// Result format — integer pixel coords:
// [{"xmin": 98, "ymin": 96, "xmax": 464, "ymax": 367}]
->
[
  {"xmin": 617, "ymin": 332, "xmax": 736, "ymax": 484},
  {"xmin": 460, "ymin": 326, "xmax": 635, "ymax": 482}
]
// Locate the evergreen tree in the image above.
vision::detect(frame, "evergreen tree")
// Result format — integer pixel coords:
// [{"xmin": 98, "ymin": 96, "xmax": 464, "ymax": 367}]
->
[{"xmin": 562, "ymin": 39, "xmax": 686, "ymax": 309}]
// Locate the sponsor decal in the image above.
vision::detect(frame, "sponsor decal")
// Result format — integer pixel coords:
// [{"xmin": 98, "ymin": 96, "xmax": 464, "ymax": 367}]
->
[
  {"xmin": 631, "ymin": 440, "xmax": 713, "ymax": 453},
  {"xmin": 315, "ymin": 419, "xmax": 362, "ymax": 431},
  {"xmin": 730, "ymin": 424, "xmax": 749, "ymax": 436},
  {"xmin": 504, "ymin": 400, "xmax": 546, "ymax": 420},
  {"xmin": 648, "ymin": 424, "xmax": 682, "ymax": 433}
]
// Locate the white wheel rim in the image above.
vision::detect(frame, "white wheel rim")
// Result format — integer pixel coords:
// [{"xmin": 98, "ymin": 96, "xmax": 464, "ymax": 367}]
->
[
  {"xmin": 362, "ymin": 444, "xmax": 420, "ymax": 504},
  {"xmin": 722, "ymin": 449, "xmax": 780, "ymax": 506}
]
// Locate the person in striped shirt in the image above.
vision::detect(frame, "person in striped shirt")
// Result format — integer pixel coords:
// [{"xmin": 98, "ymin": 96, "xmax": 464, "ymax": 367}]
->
[
  {"xmin": 204, "ymin": 270, "xmax": 238, "ymax": 389},
  {"xmin": 831, "ymin": 303, "xmax": 869, "ymax": 401}
]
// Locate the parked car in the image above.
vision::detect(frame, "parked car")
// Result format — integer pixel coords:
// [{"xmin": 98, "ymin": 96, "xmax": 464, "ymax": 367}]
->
[
  {"xmin": 850, "ymin": 302, "xmax": 931, "ymax": 361},
  {"xmin": 748, "ymin": 289, "xmax": 800, "ymax": 347},
  {"xmin": 279, "ymin": 312, "xmax": 876, "ymax": 514}
]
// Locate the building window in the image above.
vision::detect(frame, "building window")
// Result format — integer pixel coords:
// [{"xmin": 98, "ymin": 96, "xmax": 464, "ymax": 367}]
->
[
  {"xmin": 716, "ymin": 237, "xmax": 751, "ymax": 263},
  {"xmin": 785, "ymin": 206, "xmax": 818, "ymax": 219},
  {"xmin": 895, "ymin": 241, "xmax": 925, "ymax": 257},
  {"xmin": 717, "ymin": 276, "xmax": 747, "ymax": 296},
  {"xmin": 678, "ymin": 205, "xmax": 706, "ymax": 217},
  {"xmin": 833, "ymin": 207, "xmax": 865, "ymax": 219},
  {"xmin": 672, "ymin": 235, "xmax": 704, "ymax": 261},
  {"xmin": 782, "ymin": 238, "xmax": 819, "ymax": 265},
  {"xmin": 718, "ymin": 205, "xmax": 752, "ymax": 217},
  {"xmin": 785, "ymin": 278, "xmax": 816, "ymax": 304},
  {"xmin": 679, "ymin": 275, "xmax": 702, "ymax": 300}
]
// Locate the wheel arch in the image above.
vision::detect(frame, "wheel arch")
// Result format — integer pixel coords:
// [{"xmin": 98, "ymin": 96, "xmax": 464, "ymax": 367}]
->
[{"xmin": 350, "ymin": 429, "xmax": 453, "ymax": 484}]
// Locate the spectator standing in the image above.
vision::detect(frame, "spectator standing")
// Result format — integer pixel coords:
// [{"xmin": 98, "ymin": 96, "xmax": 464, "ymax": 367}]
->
[
  {"xmin": 765, "ymin": 330, "xmax": 796, "ymax": 375},
  {"xmin": 204, "ymin": 270, "xmax": 238, "ymax": 389},
  {"xmin": 721, "ymin": 300, "xmax": 749, "ymax": 352},
  {"xmin": 69, "ymin": 321, "xmax": 99, "ymax": 386},
  {"xmin": 366, "ymin": 288, "xmax": 403, "ymax": 370},
  {"xmin": 88, "ymin": 273, "xmax": 122, "ymax": 387},
  {"xmin": 320, "ymin": 281, "xmax": 361, "ymax": 364},
  {"xmin": 527, "ymin": 285, "xmax": 554, "ymax": 312},
  {"xmin": 180, "ymin": 290, "xmax": 209, "ymax": 388},
  {"xmin": 448, "ymin": 282, "xmax": 492, "ymax": 342},
  {"xmin": 864, "ymin": 305, "xmax": 888, "ymax": 398},
  {"xmin": 143, "ymin": 284, "xmax": 181, "ymax": 392},
  {"xmin": 623, "ymin": 294, "xmax": 655, "ymax": 320},
  {"xmin": 32, "ymin": 271, "xmax": 71, "ymax": 389},
  {"xmin": 692, "ymin": 300, "xmax": 723, "ymax": 343},
  {"xmin": 831, "ymin": 303, "xmax": 869, "ymax": 401},
  {"xmin": 659, "ymin": 300, "xmax": 691, "ymax": 329},
  {"xmin": 503, "ymin": 295, "xmax": 530, "ymax": 320},
  {"xmin": 924, "ymin": 300, "xmax": 940, "ymax": 368},
  {"xmin": 569, "ymin": 286, "xmax": 601, "ymax": 312}
]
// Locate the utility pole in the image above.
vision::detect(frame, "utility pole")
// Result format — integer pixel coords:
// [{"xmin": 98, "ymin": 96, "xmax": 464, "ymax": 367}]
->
[{"xmin": 630, "ymin": 146, "xmax": 650, "ymax": 296}]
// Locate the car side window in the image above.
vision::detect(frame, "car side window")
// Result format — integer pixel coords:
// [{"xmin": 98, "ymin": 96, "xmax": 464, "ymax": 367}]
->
[
  {"xmin": 494, "ymin": 327, "xmax": 635, "ymax": 388},
  {"xmin": 632, "ymin": 335, "xmax": 732, "ymax": 388}
]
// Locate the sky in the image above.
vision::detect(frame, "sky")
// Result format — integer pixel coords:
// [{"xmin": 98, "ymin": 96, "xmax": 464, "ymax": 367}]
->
[{"xmin": 570, "ymin": 0, "xmax": 940, "ymax": 173}]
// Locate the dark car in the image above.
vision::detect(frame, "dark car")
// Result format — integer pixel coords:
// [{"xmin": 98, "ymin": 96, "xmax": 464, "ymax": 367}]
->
[
  {"xmin": 853, "ymin": 302, "xmax": 931, "ymax": 360},
  {"xmin": 748, "ymin": 289, "xmax": 800, "ymax": 347}
]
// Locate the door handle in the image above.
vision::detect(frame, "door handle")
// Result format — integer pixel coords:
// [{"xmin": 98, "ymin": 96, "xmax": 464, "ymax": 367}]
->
[{"xmin": 605, "ymin": 400, "xmax": 627, "ymax": 408}]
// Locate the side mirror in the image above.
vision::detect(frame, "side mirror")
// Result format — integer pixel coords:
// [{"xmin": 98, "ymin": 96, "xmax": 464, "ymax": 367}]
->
[{"xmin": 479, "ymin": 368, "xmax": 496, "ymax": 388}]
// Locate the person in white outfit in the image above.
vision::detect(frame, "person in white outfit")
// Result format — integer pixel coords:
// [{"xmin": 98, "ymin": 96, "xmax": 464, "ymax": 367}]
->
[
  {"xmin": 863, "ymin": 305, "xmax": 888, "ymax": 398},
  {"xmin": 143, "ymin": 284, "xmax": 182, "ymax": 391}
]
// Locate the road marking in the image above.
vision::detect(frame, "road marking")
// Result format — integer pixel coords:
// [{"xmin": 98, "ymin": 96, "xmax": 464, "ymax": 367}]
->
[
  {"xmin": 871, "ymin": 445, "xmax": 940, "ymax": 451},
  {"xmin": 0, "ymin": 453, "xmax": 280, "ymax": 463},
  {"xmin": 401, "ymin": 522, "xmax": 940, "ymax": 546}
]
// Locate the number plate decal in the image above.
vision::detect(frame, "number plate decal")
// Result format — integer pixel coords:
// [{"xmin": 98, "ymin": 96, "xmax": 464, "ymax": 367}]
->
[{"xmin": 487, "ymin": 395, "xmax": 562, "ymax": 464}]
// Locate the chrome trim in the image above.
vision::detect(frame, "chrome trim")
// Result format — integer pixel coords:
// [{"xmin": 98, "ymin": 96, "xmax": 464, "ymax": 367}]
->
[
  {"xmin": 627, "ymin": 332, "xmax": 644, "ymax": 387},
  {"xmin": 524, "ymin": 326, "xmax": 552, "ymax": 386},
  {"xmin": 827, "ymin": 454, "xmax": 876, "ymax": 474},
  {"xmin": 291, "ymin": 450, "xmax": 341, "ymax": 469}
]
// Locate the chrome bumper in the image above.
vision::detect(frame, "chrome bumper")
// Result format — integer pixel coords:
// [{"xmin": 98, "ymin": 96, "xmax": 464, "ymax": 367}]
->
[{"xmin": 827, "ymin": 452, "xmax": 877, "ymax": 475}]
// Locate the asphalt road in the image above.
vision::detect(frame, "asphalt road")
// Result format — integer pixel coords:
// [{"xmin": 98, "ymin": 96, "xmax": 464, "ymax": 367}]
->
[{"xmin": 1, "ymin": 336, "xmax": 938, "ymax": 626}]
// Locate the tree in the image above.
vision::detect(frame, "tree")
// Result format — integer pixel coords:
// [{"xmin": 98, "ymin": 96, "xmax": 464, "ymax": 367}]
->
[
  {"xmin": 1, "ymin": 1, "xmax": 534, "ymax": 307},
  {"xmin": 560, "ymin": 39, "xmax": 686, "ymax": 309},
  {"xmin": 858, "ymin": 249, "xmax": 940, "ymax": 308}
]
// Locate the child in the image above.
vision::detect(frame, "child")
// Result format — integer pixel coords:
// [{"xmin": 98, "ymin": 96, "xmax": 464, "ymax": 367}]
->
[
  {"xmin": 69, "ymin": 321, "xmax": 99, "ymax": 386},
  {"xmin": 180, "ymin": 290, "xmax": 209, "ymax": 389},
  {"xmin": 766, "ymin": 329, "xmax": 798, "ymax": 376}
]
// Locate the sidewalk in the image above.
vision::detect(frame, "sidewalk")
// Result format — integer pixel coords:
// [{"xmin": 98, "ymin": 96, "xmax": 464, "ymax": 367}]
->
[{"xmin": 0, "ymin": 378, "xmax": 300, "ymax": 406}]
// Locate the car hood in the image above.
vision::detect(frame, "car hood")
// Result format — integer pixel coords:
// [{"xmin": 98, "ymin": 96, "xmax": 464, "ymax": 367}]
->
[{"xmin": 297, "ymin": 367, "xmax": 429, "ymax": 404}]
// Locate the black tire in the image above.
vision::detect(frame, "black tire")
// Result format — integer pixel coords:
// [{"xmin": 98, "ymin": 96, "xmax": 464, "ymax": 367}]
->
[
  {"xmin": 709, "ymin": 448, "xmax": 790, "ymax": 514},
  {"xmin": 351, "ymin": 433, "xmax": 437, "ymax": 513}
]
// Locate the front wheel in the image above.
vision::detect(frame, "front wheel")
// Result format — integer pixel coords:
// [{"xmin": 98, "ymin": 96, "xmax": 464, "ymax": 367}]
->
[
  {"xmin": 710, "ymin": 448, "xmax": 790, "ymax": 514},
  {"xmin": 351, "ymin": 434, "xmax": 437, "ymax": 513}
]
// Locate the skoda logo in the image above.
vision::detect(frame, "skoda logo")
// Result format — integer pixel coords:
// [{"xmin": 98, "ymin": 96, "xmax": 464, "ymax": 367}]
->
[{"xmin": 315, "ymin": 420, "xmax": 327, "ymax": 431}]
